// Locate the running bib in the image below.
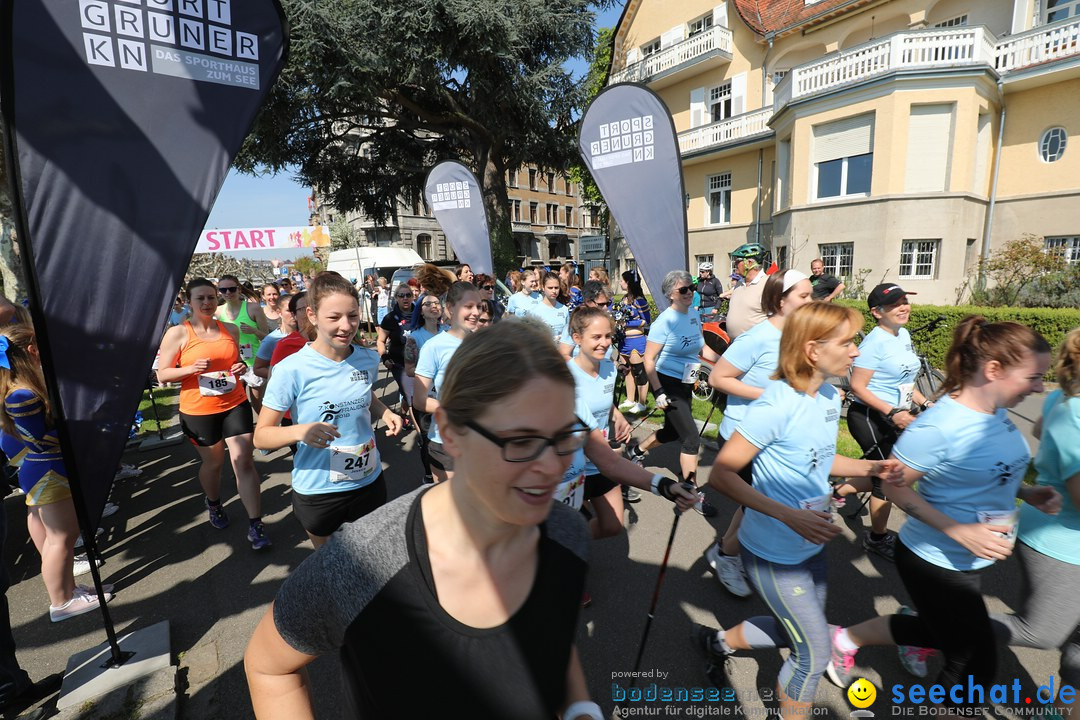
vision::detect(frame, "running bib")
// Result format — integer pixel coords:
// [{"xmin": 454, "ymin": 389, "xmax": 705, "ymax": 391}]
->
[
  {"xmin": 977, "ymin": 509, "xmax": 1018, "ymax": 543},
  {"xmin": 553, "ymin": 473, "xmax": 585, "ymax": 510},
  {"xmin": 328, "ymin": 440, "xmax": 377, "ymax": 483},
  {"xmin": 799, "ymin": 493, "xmax": 832, "ymax": 514},
  {"xmin": 681, "ymin": 361, "xmax": 702, "ymax": 384},
  {"xmin": 198, "ymin": 371, "xmax": 236, "ymax": 396},
  {"xmin": 898, "ymin": 382, "xmax": 915, "ymax": 409},
  {"xmin": 239, "ymin": 343, "xmax": 254, "ymax": 361}
]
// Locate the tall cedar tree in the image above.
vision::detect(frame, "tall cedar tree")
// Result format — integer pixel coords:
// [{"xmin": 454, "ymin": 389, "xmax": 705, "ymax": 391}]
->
[{"xmin": 236, "ymin": 0, "xmax": 611, "ymax": 275}]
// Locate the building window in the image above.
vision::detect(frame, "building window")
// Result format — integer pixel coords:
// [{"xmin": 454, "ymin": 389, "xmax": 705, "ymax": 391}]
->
[
  {"xmin": 1046, "ymin": 236, "xmax": 1080, "ymax": 265},
  {"xmin": 565, "ymin": 206, "xmax": 573, "ymax": 226},
  {"xmin": 511, "ymin": 199, "xmax": 521, "ymax": 222},
  {"xmin": 641, "ymin": 38, "xmax": 661, "ymax": 57},
  {"xmin": 508, "ymin": 168, "xmax": 518, "ymax": 188},
  {"xmin": 818, "ymin": 243, "xmax": 854, "ymax": 277},
  {"xmin": 528, "ymin": 169, "xmax": 537, "ymax": 190},
  {"xmin": 707, "ymin": 173, "xmax": 732, "ymax": 225},
  {"xmin": 563, "ymin": 175, "xmax": 572, "ymax": 196},
  {"xmin": 709, "ymin": 82, "xmax": 732, "ymax": 123},
  {"xmin": 813, "ymin": 115, "xmax": 874, "ymax": 201},
  {"xmin": 1040, "ymin": 127, "xmax": 1068, "ymax": 163},
  {"xmin": 547, "ymin": 172, "xmax": 556, "ymax": 193},
  {"xmin": 416, "ymin": 233, "xmax": 432, "ymax": 259},
  {"xmin": 933, "ymin": 14, "xmax": 969, "ymax": 27},
  {"xmin": 817, "ymin": 154, "xmax": 872, "ymax": 199},
  {"xmin": 1046, "ymin": 0, "xmax": 1080, "ymax": 23},
  {"xmin": 688, "ymin": 13, "xmax": 713, "ymax": 37},
  {"xmin": 899, "ymin": 240, "xmax": 940, "ymax": 279},
  {"xmin": 695, "ymin": 254, "xmax": 714, "ymax": 270},
  {"xmin": 546, "ymin": 203, "xmax": 558, "ymax": 225},
  {"xmin": 529, "ymin": 202, "xmax": 538, "ymax": 224}
]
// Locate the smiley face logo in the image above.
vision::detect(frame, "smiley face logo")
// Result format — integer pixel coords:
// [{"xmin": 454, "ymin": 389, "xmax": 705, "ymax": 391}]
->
[{"xmin": 847, "ymin": 678, "xmax": 877, "ymax": 708}]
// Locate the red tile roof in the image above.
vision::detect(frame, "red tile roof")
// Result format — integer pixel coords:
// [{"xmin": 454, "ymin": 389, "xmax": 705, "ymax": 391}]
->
[{"xmin": 731, "ymin": 0, "xmax": 876, "ymax": 36}]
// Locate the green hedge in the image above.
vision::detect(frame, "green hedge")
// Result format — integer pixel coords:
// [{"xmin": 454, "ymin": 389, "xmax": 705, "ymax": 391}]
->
[{"xmin": 837, "ymin": 300, "xmax": 1080, "ymax": 373}]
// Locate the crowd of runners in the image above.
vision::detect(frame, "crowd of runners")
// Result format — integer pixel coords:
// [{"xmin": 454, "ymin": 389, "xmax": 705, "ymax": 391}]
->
[{"xmin": 0, "ymin": 245, "xmax": 1076, "ymax": 720}]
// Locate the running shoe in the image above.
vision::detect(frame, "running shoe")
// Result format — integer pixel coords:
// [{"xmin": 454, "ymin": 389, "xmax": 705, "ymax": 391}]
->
[
  {"xmin": 863, "ymin": 532, "xmax": 897, "ymax": 562},
  {"xmin": 631, "ymin": 402, "xmax": 648, "ymax": 415},
  {"xmin": 77, "ymin": 582, "xmax": 114, "ymax": 595},
  {"xmin": 825, "ymin": 625, "xmax": 858, "ymax": 688},
  {"xmin": 206, "ymin": 499, "xmax": 229, "ymax": 530},
  {"xmin": 74, "ymin": 527, "xmax": 104, "ymax": 550},
  {"xmin": 100, "ymin": 501, "xmax": 120, "ymax": 519},
  {"xmin": 73, "ymin": 553, "xmax": 103, "ymax": 577},
  {"xmin": 622, "ymin": 486, "xmax": 642, "ymax": 504},
  {"xmin": 50, "ymin": 589, "xmax": 112, "ymax": 622},
  {"xmin": 114, "ymin": 463, "xmax": 142, "ymax": 480},
  {"xmin": 247, "ymin": 520, "xmax": 272, "ymax": 550},
  {"xmin": 704, "ymin": 543, "xmax": 753, "ymax": 598},
  {"xmin": 624, "ymin": 442, "xmax": 647, "ymax": 467},
  {"xmin": 896, "ymin": 606, "xmax": 935, "ymax": 678},
  {"xmin": 692, "ymin": 624, "xmax": 735, "ymax": 665},
  {"xmin": 617, "ymin": 400, "xmax": 636, "ymax": 412}
]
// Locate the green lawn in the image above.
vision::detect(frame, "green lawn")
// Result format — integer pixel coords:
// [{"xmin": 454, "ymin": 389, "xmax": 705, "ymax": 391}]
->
[{"xmin": 136, "ymin": 386, "xmax": 180, "ymax": 436}]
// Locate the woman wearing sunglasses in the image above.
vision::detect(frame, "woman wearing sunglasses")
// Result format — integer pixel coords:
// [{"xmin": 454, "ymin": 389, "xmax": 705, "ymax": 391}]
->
[
  {"xmin": 474, "ymin": 273, "xmax": 504, "ymax": 321},
  {"xmin": 246, "ymin": 319, "xmax": 606, "ymax": 720},
  {"xmin": 624, "ymin": 270, "xmax": 705, "ymax": 488},
  {"xmin": 404, "ymin": 294, "xmax": 448, "ymax": 485}
]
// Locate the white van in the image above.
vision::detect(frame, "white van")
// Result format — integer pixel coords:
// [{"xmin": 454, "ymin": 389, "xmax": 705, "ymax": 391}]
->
[{"xmin": 325, "ymin": 247, "xmax": 425, "ymax": 284}]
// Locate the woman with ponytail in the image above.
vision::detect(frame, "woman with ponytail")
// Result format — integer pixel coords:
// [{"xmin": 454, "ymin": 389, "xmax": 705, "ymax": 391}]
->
[{"xmin": 824, "ymin": 317, "xmax": 1060, "ymax": 707}]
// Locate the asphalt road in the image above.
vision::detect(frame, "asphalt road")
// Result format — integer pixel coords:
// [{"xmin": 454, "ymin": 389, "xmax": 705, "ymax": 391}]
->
[{"xmin": 1, "ymin": 386, "xmax": 1062, "ymax": 720}]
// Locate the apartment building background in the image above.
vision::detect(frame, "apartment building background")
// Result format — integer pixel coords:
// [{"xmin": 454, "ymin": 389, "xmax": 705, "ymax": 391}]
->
[
  {"xmin": 312, "ymin": 165, "xmax": 603, "ymax": 267},
  {"xmin": 608, "ymin": 0, "xmax": 1080, "ymax": 303}
]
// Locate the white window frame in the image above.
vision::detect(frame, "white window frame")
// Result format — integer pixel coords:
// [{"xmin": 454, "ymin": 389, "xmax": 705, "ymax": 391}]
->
[
  {"xmin": 814, "ymin": 154, "xmax": 872, "ymax": 201},
  {"xmin": 709, "ymin": 82, "xmax": 732, "ymax": 124},
  {"xmin": 641, "ymin": 38, "xmax": 661, "ymax": 57},
  {"xmin": 1040, "ymin": 127, "xmax": 1068, "ymax": 163},
  {"xmin": 705, "ymin": 172, "xmax": 732, "ymax": 226},
  {"xmin": 899, "ymin": 240, "xmax": 940, "ymax": 279},
  {"xmin": 818, "ymin": 243, "xmax": 854, "ymax": 277},
  {"xmin": 933, "ymin": 14, "xmax": 969, "ymax": 27},
  {"xmin": 695, "ymin": 254, "xmax": 715, "ymax": 269},
  {"xmin": 1045, "ymin": 0, "xmax": 1080, "ymax": 23},
  {"xmin": 688, "ymin": 13, "xmax": 714, "ymax": 37},
  {"xmin": 1045, "ymin": 236, "xmax": 1080, "ymax": 265}
]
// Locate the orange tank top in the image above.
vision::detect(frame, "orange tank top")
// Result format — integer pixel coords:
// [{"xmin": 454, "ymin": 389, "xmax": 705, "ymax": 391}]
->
[{"xmin": 178, "ymin": 321, "xmax": 248, "ymax": 415}]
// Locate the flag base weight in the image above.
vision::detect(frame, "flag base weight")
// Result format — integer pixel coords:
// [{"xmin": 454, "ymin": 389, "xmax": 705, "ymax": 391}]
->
[
  {"xmin": 56, "ymin": 620, "xmax": 172, "ymax": 712},
  {"xmin": 138, "ymin": 429, "xmax": 185, "ymax": 452}
]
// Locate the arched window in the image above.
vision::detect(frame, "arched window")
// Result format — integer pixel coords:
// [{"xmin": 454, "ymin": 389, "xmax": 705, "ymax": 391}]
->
[{"xmin": 416, "ymin": 233, "xmax": 432, "ymax": 259}]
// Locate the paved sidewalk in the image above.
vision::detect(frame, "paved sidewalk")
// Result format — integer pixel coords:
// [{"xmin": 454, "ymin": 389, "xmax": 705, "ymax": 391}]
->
[{"xmin": 1, "ymin": 389, "xmax": 1062, "ymax": 719}]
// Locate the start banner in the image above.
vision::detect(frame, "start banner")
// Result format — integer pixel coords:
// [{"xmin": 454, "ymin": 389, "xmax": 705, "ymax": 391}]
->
[{"xmin": 196, "ymin": 225, "xmax": 331, "ymax": 253}]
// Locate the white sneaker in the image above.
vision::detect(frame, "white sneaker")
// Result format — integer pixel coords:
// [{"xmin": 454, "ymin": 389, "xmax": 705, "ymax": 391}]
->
[
  {"xmin": 617, "ymin": 400, "xmax": 636, "ymax": 411},
  {"xmin": 50, "ymin": 589, "xmax": 112, "ymax": 622},
  {"xmin": 631, "ymin": 402, "xmax": 648, "ymax": 415},
  {"xmin": 704, "ymin": 543, "xmax": 753, "ymax": 598},
  {"xmin": 73, "ymin": 553, "xmax": 103, "ymax": 577}
]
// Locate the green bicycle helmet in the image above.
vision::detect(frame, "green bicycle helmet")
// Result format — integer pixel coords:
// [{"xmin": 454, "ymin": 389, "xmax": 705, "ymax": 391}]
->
[{"xmin": 729, "ymin": 243, "xmax": 766, "ymax": 260}]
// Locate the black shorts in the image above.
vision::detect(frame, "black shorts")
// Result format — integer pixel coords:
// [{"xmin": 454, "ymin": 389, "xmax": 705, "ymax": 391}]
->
[
  {"xmin": 584, "ymin": 473, "xmax": 617, "ymax": 500},
  {"xmin": 180, "ymin": 402, "xmax": 253, "ymax": 447},
  {"xmin": 427, "ymin": 441, "xmax": 454, "ymax": 472},
  {"xmin": 291, "ymin": 475, "xmax": 388, "ymax": 537}
]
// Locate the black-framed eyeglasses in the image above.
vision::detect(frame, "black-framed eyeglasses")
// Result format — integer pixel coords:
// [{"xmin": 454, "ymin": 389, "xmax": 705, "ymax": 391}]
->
[
  {"xmin": 675, "ymin": 285, "xmax": 695, "ymax": 295},
  {"xmin": 464, "ymin": 417, "xmax": 590, "ymax": 462},
  {"xmin": 219, "ymin": 286, "xmax": 239, "ymax": 293}
]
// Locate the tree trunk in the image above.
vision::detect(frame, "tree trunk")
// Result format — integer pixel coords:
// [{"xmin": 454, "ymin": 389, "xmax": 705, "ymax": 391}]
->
[
  {"xmin": 0, "ymin": 177, "xmax": 26, "ymax": 302},
  {"xmin": 480, "ymin": 147, "xmax": 514, "ymax": 278}
]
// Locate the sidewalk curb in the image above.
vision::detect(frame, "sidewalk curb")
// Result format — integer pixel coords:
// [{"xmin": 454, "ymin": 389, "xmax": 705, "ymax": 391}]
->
[{"xmin": 57, "ymin": 666, "xmax": 177, "ymax": 720}]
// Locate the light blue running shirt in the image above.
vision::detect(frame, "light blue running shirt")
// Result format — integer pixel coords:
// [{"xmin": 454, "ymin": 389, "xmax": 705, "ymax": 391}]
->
[
  {"xmin": 256, "ymin": 328, "xmax": 287, "ymax": 363},
  {"xmin": 736, "ymin": 380, "xmax": 841, "ymax": 565},
  {"xmin": 1018, "ymin": 390, "xmax": 1080, "ymax": 565},
  {"xmin": 717, "ymin": 319, "xmax": 781, "ymax": 441},
  {"xmin": 506, "ymin": 291, "xmax": 539, "ymax": 316},
  {"xmin": 263, "ymin": 344, "xmax": 382, "ymax": 495},
  {"xmin": 410, "ymin": 325, "xmax": 446, "ymax": 353},
  {"xmin": 415, "ymin": 332, "xmax": 464, "ymax": 444},
  {"xmin": 894, "ymin": 394, "xmax": 1030, "ymax": 571},
  {"xmin": 568, "ymin": 358, "xmax": 617, "ymax": 476},
  {"xmin": 526, "ymin": 300, "xmax": 570, "ymax": 342},
  {"xmin": 853, "ymin": 326, "xmax": 920, "ymax": 409},
  {"xmin": 554, "ymin": 395, "xmax": 601, "ymax": 510},
  {"xmin": 647, "ymin": 306, "xmax": 705, "ymax": 380}
]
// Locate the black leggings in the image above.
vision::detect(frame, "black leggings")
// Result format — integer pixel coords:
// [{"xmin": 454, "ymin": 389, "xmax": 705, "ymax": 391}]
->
[
  {"xmin": 654, "ymin": 373, "xmax": 699, "ymax": 455},
  {"xmin": 846, "ymin": 403, "xmax": 899, "ymax": 499},
  {"xmin": 890, "ymin": 541, "xmax": 997, "ymax": 701}
]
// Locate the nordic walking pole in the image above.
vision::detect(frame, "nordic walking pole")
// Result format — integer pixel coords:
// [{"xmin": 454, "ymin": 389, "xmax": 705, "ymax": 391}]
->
[{"xmin": 629, "ymin": 502, "xmax": 684, "ymax": 679}]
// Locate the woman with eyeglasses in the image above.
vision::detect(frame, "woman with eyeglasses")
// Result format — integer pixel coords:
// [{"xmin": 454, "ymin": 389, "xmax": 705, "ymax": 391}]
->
[
  {"xmin": 414, "ymin": 282, "xmax": 481, "ymax": 482},
  {"xmin": 158, "ymin": 278, "xmax": 269, "ymax": 549},
  {"xmin": 246, "ymin": 319, "xmax": 611, "ymax": 720},
  {"xmin": 404, "ymin": 293, "xmax": 448, "ymax": 485},
  {"xmin": 255, "ymin": 273, "xmax": 401, "ymax": 548},
  {"xmin": 624, "ymin": 270, "xmax": 705, "ymax": 487}
]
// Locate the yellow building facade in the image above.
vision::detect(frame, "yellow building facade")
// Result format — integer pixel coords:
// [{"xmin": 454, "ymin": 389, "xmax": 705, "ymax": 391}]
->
[{"xmin": 608, "ymin": 0, "xmax": 1080, "ymax": 303}]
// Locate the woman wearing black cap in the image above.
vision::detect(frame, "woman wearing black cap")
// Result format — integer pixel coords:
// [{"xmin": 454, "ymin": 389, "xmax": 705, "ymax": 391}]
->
[{"xmin": 832, "ymin": 284, "xmax": 932, "ymax": 562}]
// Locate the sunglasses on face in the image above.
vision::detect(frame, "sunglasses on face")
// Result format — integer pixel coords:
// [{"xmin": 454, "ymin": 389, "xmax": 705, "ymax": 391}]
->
[
  {"xmin": 481, "ymin": 285, "xmax": 494, "ymax": 291},
  {"xmin": 219, "ymin": 286, "xmax": 239, "ymax": 294},
  {"xmin": 396, "ymin": 293, "xmax": 414, "ymax": 299},
  {"xmin": 675, "ymin": 285, "xmax": 695, "ymax": 295}
]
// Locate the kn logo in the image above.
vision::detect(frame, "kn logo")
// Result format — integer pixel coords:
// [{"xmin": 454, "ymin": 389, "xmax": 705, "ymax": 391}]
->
[{"xmin": 78, "ymin": 0, "xmax": 262, "ymax": 90}]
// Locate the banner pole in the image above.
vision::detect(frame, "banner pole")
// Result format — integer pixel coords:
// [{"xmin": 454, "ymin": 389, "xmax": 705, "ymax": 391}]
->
[{"xmin": 0, "ymin": 18, "xmax": 126, "ymax": 665}]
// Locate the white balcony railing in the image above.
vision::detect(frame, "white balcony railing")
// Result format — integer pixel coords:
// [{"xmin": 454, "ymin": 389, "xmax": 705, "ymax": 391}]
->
[
  {"xmin": 996, "ymin": 17, "xmax": 1080, "ymax": 72},
  {"xmin": 611, "ymin": 25, "xmax": 733, "ymax": 85},
  {"xmin": 678, "ymin": 107, "xmax": 774, "ymax": 154},
  {"xmin": 544, "ymin": 224, "xmax": 568, "ymax": 235},
  {"xmin": 511, "ymin": 221, "xmax": 533, "ymax": 233}
]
